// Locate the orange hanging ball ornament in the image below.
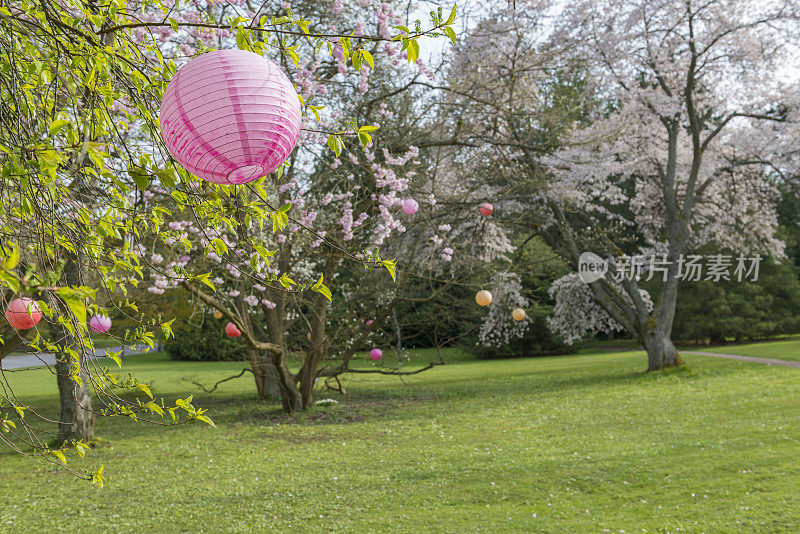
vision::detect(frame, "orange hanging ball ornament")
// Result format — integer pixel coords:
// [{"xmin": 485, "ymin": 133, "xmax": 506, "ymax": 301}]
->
[
  {"xmin": 475, "ymin": 290, "xmax": 492, "ymax": 307},
  {"xmin": 225, "ymin": 322, "xmax": 241, "ymax": 337},
  {"xmin": 512, "ymin": 308, "xmax": 526, "ymax": 322},
  {"xmin": 213, "ymin": 309, "xmax": 223, "ymax": 320},
  {"xmin": 5, "ymin": 298, "xmax": 42, "ymax": 330}
]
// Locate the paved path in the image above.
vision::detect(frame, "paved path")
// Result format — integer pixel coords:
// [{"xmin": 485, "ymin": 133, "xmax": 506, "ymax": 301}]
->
[
  {"xmin": 681, "ymin": 351, "xmax": 800, "ymax": 368},
  {"xmin": 598, "ymin": 345, "xmax": 800, "ymax": 368},
  {"xmin": 1, "ymin": 345, "xmax": 153, "ymax": 370}
]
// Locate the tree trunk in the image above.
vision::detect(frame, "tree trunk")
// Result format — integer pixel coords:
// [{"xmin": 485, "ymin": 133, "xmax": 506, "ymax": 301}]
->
[
  {"xmin": 53, "ymin": 257, "xmax": 95, "ymax": 445},
  {"xmin": 271, "ymin": 352, "xmax": 303, "ymax": 412},
  {"xmin": 392, "ymin": 308, "xmax": 402, "ymax": 365},
  {"xmin": 246, "ymin": 347, "xmax": 280, "ymax": 399},
  {"xmin": 644, "ymin": 330, "xmax": 682, "ymax": 371},
  {"xmin": 55, "ymin": 357, "xmax": 95, "ymax": 445}
]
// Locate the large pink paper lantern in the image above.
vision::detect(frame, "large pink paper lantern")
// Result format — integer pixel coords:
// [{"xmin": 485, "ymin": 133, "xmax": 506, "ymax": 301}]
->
[
  {"xmin": 5, "ymin": 298, "xmax": 42, "ymax": 330},
  {"xmin": 225, "ymin": 322, "xmax": 242, "ymax": 337},
  {"xmin": 89, "ymin": 314, "xmax": 112, "ymax": 334},
  {"xmin": 402, "ymin": 198, "xmax": 419, "ymax": 215},
  {"xmin": 160, "ymin": 50, "xmax": 302, "ymax": 185},
  {"xmin": 369, "ymin": 348, "xmax": 382, "ymax": 361}
]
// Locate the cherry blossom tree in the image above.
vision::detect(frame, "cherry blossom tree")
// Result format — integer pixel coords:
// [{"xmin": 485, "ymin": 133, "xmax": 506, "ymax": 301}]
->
[
  {"xmin": 0, "ymin": 0, "xmax": 458, "ymax": 478},
  {"xmin": 444, "ymin": 0, "xmax": 800, "ymax": 370},
  {"xmin": 144, "ymin": 10, "xmax": 514, "ymax": 411}
]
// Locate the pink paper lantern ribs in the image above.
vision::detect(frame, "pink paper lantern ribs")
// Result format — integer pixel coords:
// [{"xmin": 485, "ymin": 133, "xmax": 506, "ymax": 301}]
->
[
  {"xmin": 160, "ymin": 50, "xmax": 302, "ymax": 185},
  {"xmin": 5, "ymin": 298, "xmax": 42, "ymax": 330}
]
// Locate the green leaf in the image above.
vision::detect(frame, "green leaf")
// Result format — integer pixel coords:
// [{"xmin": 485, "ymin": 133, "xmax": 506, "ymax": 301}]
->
[
  {"xmin": 55, "ymin": 287, "xmax": 87, "ymax": 324},
  {"xmin": 91, "ymin": 465, "xmax": 105, "ymax": 488},
  {"xmin": 326, "ymin": 134, "xmax": 344, "ymax": 157},
  {"xmin": 196, "ymin": 414, "xmax": 216, "ymax": 427},
  {"xmin": 136, "ymin": 383, "xmax": 153, "ymax": 399},
  {"xmin": 361, "ymin": 50, "xmax": 375, "ymax": 70},
  {"xmin": 279, "ymin": 273, "xmax": 296, "ymax": 289},
  {"xmin": 407, "ymin": 39, "xmax": 420, "ymax": 63},
  {"xmin": 129, "ymin": 169, "xmax": 150, "ymax": 193},
  {"xmin": 144, "ymin": 401, "xmax": 164, "ymax": 416},
  {"xmin": 446, "ymin": 2, "xmax": 457, "ymax": 24},
  {"xmin": 381, "ymin": 259, "xmax": 397, "ymax": 282},
  {"xmin": 48, "ymin": 119, "xmax": 70, "ymax": 136},
  {"xmin": 312, "ymin": 274, "xmax": 332, "ymax": 302},
  {"xmin": 193, "ymin": 272, "xmax": 216, "ymax": 293},
  {"xmin": 52, "ymin": 450, "xmax": 67, "ymax": 466},
  {"xmin": 2, "ymin": 243, "xmax": 20, "ymax": 270},
  {"xmin": 444, "ymin": 26, "xmax": 457, "ymax": 45}
]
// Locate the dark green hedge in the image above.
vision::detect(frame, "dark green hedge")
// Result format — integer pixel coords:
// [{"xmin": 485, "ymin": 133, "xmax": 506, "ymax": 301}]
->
[{"xmin": 165, "ymin": 317, "xmax": 248, "ymax": 361}]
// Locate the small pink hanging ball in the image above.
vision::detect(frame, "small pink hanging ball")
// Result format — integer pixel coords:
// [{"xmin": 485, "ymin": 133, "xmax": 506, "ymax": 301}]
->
[
  {"xmin": 160, "ymin": 49, "xmax": 302, "ymax": 185},
  {"xmin": 480, "ymin": 203, "xmax": 494, "ymax": 216},
  {"xmin": 369, "ymin": 348, "xmax": 382, "ymax": 361},
  {"xmin": 89, "ymin": 314, "xmax": 112, "ymax": 334},
  {"xmin": 365, "ymin": 319, "xmax": 374, "ymax": 326},
  {"xmin": 225, "ymin": 322, "xmax": 242, "ymax": 337},
  {"xmin": 402, "ymin": 198, "xmax": 419, "ymax": 215},
  {"xmin": 5, "ymin": 298, "xmax": 42, "ymax": 330}
]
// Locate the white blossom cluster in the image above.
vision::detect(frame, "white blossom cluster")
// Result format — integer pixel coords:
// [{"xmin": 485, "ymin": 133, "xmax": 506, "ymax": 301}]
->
[
  {"xmin": 546, "ymin": 273, "xmax": 653, "ymax": 345},
  {"xmin": 477, "ymin": 272, "xmax": 530, "ymax": 348}
]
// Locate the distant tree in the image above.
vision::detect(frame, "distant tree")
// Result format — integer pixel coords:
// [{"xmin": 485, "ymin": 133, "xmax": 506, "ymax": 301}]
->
[
  {"xmin": 444, "ymin": 0, "xmax": 800, "ymax": 370},
  {"xmin": 673, "ymin": 255, "xmax": 800, "ymax": 344}
]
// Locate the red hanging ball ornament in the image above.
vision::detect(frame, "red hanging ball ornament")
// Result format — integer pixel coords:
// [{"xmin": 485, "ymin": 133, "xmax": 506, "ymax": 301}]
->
[
  {"xmin": 5, "ymin": 298, "xmax": 42, "ymax": 330},
  {"xmin": 225, "ymin": 322, "xmax": 241, "ymax": 337}
]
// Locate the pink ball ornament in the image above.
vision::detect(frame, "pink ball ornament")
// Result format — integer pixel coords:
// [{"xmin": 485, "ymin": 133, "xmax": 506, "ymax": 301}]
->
[
  {"xmin": 89, "ymin": 314, "xmax": 112, "ymax": 334},
  {"xmin": 5, "ymin": 298, "xmax": 42, "ymax": 330},
  {"xmin": 365, "ymin": 319, "xmax": 374, "ymax": 326},
  {"xmin": 402, "ymin": 198, "xmax": 419, "ymax": 215},
  {"xmin": 480, "ymin": 203, "xmax": 493, "ymax": 216},
  {"xmin": 160, "ymin": 50, "xmax": 302, "ymax": 185},
  {"xmin": 225, "ymin": 322, "xmax": 242, "ymax": 337},
  {"xmin": 369, "ymin": 348, "xmax": 382, "ymax": 361}
]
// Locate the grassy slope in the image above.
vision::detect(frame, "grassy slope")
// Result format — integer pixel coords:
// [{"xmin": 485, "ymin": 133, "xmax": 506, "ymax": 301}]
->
[{"xmin": 0, "ymin": 347, "xmax": 799, "ymax": 533}]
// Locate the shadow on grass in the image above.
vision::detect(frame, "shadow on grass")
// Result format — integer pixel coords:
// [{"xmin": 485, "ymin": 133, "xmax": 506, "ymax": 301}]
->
[{"xmin": 0, "ymin": 351, "xmax": 763, "ymax": 457}]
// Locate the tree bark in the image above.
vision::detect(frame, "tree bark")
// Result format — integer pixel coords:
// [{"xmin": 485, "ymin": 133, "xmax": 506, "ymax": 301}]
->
[
  {"xmin": 644, "ymin": 329, "xmax": 683, "ymax": 371},
  {"xmin": 392, "ymin": 308, "xmax": 402, "ymax": 364},
  {"xmin": 53, "ymin": 258, "xmax": 95, "ymax": 445},
  {"xmin": 246, "ymin": 347, "xmax": 280, "ymax": 399},
  {"xmin": 55, "ymin": 357, "xmax": 95, "ymax": 445}
]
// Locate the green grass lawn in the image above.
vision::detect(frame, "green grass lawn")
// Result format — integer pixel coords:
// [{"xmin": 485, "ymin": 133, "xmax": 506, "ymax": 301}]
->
[{"xmin": 1, "ymin": 346, "xmax": 799, "ymax": 532}]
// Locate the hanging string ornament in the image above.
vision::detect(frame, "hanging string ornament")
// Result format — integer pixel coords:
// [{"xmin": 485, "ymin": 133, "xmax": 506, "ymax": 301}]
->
[
  {"xmin": 225, "ymin": 322, "xmax": 242, "ymax": 337},
  {"xmin": 160, "ymin": 49, "xmax": 302, "ymax": 185},
  {"xmin": 5, "ymin": 298, "xmax": 42, "ymax": 330},
  {"xmin": 475, "ymin": 290, "xmax": 493, "ymax": 307}
]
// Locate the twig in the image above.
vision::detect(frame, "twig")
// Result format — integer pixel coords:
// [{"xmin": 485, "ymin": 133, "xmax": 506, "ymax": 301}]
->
[{"xmin": 185, "ymin": 368, "xmax": 253, "ymax": 393}]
